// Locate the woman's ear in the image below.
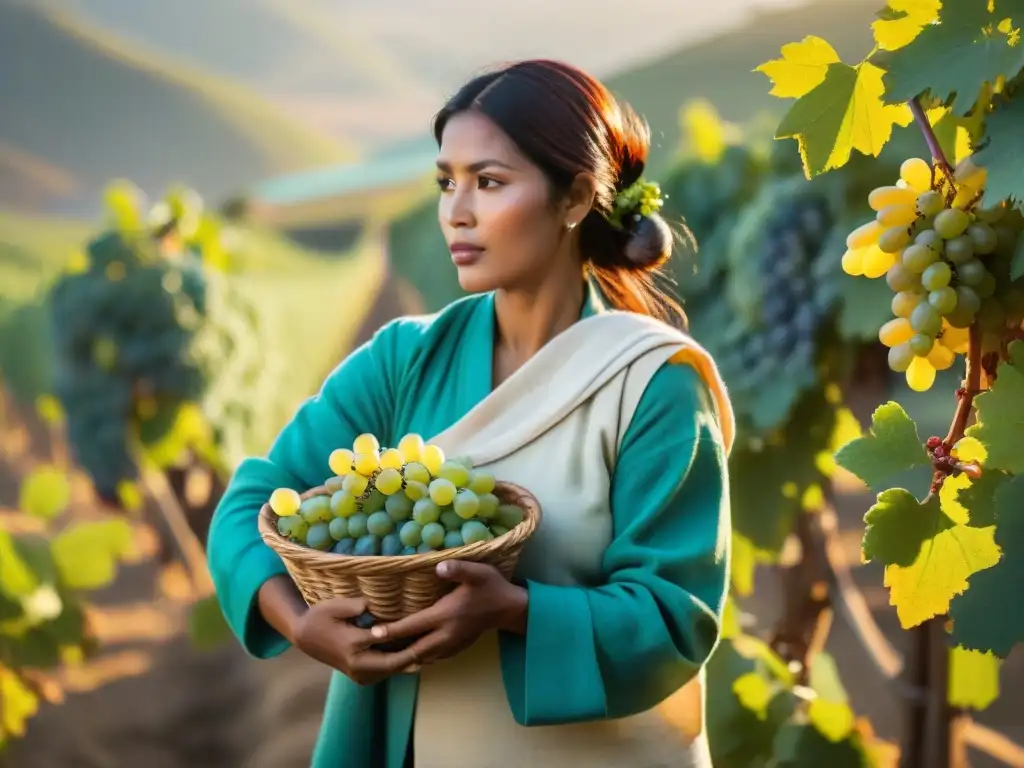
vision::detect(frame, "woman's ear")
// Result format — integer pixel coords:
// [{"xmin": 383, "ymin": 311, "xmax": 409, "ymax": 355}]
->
[{"xmin": 563, "ymin": 173, "xmax": 598, "ymax": 228}]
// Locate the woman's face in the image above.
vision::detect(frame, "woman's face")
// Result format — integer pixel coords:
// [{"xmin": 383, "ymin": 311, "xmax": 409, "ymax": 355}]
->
[{"xmin": 435, "ymin": 111, "xmax": 572, "ymax": 294}]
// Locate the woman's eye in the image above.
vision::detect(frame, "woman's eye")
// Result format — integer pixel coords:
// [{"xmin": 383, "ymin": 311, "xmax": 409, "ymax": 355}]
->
[
  {"xmin": 478, "ymin": 177, "xmax": 501, "ymax": 190},
  {"xmin": 436, "ymin": 177, "xmax": 454, "ymax": 191}
]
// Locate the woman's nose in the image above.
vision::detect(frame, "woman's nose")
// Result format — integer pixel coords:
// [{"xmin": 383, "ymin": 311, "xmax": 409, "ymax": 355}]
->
[{"xmin": 444, "ymin": 187, "xmax": 475, "ymax": 229}]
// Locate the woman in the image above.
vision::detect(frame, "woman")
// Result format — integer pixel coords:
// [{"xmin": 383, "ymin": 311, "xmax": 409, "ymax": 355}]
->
[{"xmin": 208, "ymin": 59, "xmax": 734, "ymax": 768}]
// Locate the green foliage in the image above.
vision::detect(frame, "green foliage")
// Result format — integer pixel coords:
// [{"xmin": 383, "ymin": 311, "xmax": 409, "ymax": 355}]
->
[
  {"xmin": 974, "ymin": 92, "xmax": 1024, "ymax": 208},
  {"xmin": 948, "ymin": 647, "xmax": 1001, "ymax": 710},
  {"xmin": 964, "ymin": 342, "xmax": 1024, "ymax": 473},
  {"xmin": 758, "ymin": 0, "xmax": 1024, "ymax": 705},
  {"xmin": 0, "ymin": 465, "xmax": 129, "ymax": 749},
  {"xmin": 45, "ymin": 181, "xmax": 274, "ymax": 503},
  {"xmin": 949, "ymin": 475, "xmax": 1024, "ymax": 656},
  {"xmin": 861, "ymin": 490, "xmax": 943, "ymax": 567},
  {"xmin": 758, "ymin": 1, "xmax": 1024, "ymax": 186},
  {"xmin": 18, "ymin": 465, "xmax": 71, "ymax": 521},
  {"xmin": 707, "ymin": 614, "xmax": 880, "ymax": 767},
  {"xmin": 835, "ymin": 402, "xmax": 930, "ymax": 492},
  {"xmin": 881, "ymin": 2, "xmax": 1024, "ymax": 114}
]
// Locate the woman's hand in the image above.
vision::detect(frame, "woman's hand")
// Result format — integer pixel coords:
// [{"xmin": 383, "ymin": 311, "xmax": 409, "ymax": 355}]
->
[
  {"xmin": 367, "ymin": 560, "xmax": 529, "ymax": 671},
  {"xmin": 289, "ymin": 596, "xmax": 419, "ymax": 686}
]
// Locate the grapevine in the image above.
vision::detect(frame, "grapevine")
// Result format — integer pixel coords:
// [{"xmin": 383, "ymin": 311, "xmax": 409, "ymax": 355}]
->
[
  {"xmin": 0, "ymin": 448, "xmax": 134, "ymax": 751},
  {"xmin": 0, "ymin": 181, "xmax": 282, "ymax": 755},
  {"xmin": 46, "ymin": 181, "xmax": 271, "ymax": 507},
  {"xmin": 757, "ymin": 1, "xmax": 1024, "ymax": 764}
]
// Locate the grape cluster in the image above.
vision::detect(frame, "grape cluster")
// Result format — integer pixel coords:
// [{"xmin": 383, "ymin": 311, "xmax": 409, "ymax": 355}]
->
[
  {"xmin": 714, "ymin": 187, "xmax": 836, "ymax": 391},
  {"xmin": 269, "ymin": 432, "xmax": 525, "ymax": 556},
  {"xmin": 843, "ymin": 156, "xmax": 1024, "ymax": 391},
  {"xmin": 48, "ymin": 229, "xmax": 208, "ymax": 501}
]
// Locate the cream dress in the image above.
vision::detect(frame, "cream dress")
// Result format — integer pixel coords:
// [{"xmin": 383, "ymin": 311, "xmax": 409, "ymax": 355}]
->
[{"xmin": 411, "ymin": 311, "xmax": 733, "ymax": 767}]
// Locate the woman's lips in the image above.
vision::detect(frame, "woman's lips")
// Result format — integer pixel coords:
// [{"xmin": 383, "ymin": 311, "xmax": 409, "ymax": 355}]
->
[{"xmin": 449, "ymin": 243, "xmax": 485, "ymax": 266}]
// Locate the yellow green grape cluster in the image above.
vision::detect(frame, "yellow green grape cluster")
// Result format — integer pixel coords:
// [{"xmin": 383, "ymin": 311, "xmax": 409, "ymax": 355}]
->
[
  {"xmin": 268, "ymin": 433, "xmax": 525, "ymax": 556},
  {"xmin": 842, "ymin": 156, "xmax": 1024, "ymax": 392}
]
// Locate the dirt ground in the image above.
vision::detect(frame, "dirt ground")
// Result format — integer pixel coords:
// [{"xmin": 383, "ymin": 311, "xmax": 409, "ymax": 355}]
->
[{"xmin": 3, "ymin": 268, "xmax": 1021, "ymax": 768}]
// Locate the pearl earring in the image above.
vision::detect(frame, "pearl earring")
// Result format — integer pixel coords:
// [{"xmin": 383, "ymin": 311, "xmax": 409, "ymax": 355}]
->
[{"xmin": 567, "ymin": 221, "xmax": 577, "ymax": 230}]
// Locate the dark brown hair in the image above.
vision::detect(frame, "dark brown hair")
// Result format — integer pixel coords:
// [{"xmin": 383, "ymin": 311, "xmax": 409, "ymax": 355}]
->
[{"xmin": 433, "ymin": 59, "xmax": 685, "ymax": 327}]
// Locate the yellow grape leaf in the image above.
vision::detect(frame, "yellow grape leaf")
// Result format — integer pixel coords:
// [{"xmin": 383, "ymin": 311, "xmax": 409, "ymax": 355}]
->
[
  {"xmin": 774, "ymin": 61, "xmax": 913, "ymax": 177},
  {"xmin": 0, "ymin": 531, "xmax": 38, "ymax": 597},
  {"xmin": 952, "ymin": 436, "xmax": 987, "ymax": 464},
  {"xmin": 884, "ymin": 524, "xmax": 1001, "ymax": 628},
  {"xmin": 948, "ymin": 647, "xmax": 1000, "ymax": 710},
  {"xmin": 730, "ymin": 532, "xmax": 756, "ymax": 597},
  {"xmin": 801, "ymin": 483, "xmax": 824, "ymax": 511},
  {"xmin": 721, "ymin": 596, "xmax": 741, "ymax": 640},
  {"xmin": 51, "ymin": 519, "xmax": 134, "ymax": 591},
  {"xmin": 809, "ymin": 651, "xmax": 848, "ymax": 703},
  {"xmin": 732, "ymin": 672, "xmax": 773, "ymax": 720},
  {"xmin": 808, "ymin": 699, "xmax": 856, "ymax": 742},
  {"xmin": 0, "ymin": 665, "xmax": 39, "ymax": 742},
  {"xmin": 755, "ymin": 36, "xmax": 840, "ymax": 98},
  {"xmin": 872, "ymin": 0, "xmax": 941, "ymax": 51},
  {"xmin": 18, "ymin": 465, "xmax": 71, "ymax": 520},
  {"xmin": 678, "ymin": 99, "xmax": 734, "ymax": 163},
  {"xmin": 939, "ymin": 473, "xmax": 972, "ymax": 524}
]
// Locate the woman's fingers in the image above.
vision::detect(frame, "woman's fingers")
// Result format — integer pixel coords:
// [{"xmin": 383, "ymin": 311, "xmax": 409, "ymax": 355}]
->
[
  {"xmin": 317, "ymin": 595, "xmax": 368, "ymax": 620},
  {"xmin": 370, "ymin": 602, "xmax": 450, "ymax": 642}
]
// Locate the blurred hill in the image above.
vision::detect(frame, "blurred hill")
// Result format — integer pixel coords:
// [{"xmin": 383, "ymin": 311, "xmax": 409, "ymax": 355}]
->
[
  {"xmin": 54, "ymin": 0, "xmax": 880, "ymax": 153},
  {"xmin": 0, "ymin": 0, "xmax": 883, "ymax": 218},
  {"xmin": 0, "ymin": 0, "xmax": 349, "ymax": 217}
]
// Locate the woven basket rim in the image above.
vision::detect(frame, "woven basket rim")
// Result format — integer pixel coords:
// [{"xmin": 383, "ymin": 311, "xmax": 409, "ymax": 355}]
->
[{"xmin": 258, "ymin": 480, "xmax": 541, "ymax": 573}]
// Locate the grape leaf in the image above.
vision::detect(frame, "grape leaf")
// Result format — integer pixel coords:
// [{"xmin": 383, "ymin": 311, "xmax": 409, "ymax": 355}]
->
[
  {"xmin": 883, "ymin": 1, "xmax": 1024, "ymax": 115},
  {"xmin": 948, "ymin": 647, "xmax": 1000, "ymax": 710},
  {"xmin": 0, "ymin": 532, "xmax": 37, "ymax": 598},
  {"xmin": 965, "ymin": 345, "xmax": 1024, "ymax": 473},
  {"xmin": 808, "ymin": 700, "xmax": 856, "ymax": 743},
  {"xmin": 872, "ymin": 0, "xmax": 941, "ymax": 51},
  {"xmin": 884, "ymin": 521, "xmax": 1000, "ymax": 628},
  {"xmin": 0, "ymin": 665, "xmax": 39, "ymax": 744},
  {"xmin": 50, "ymin": 519, "xmax": 133, "ymax": 591},
  {"xmin": 835, "ymin": 402, "xmax": 929, "ymax": 492},
  {"xmin": 773, "ymin": 61, "xmax": 912, "ymax": 177},
  {"xmin": 808, "ymin": 652, "xmax": 855, "ymax": 742},
  {"xmin": 956, "ymin": 470, "xmax": 1010, "ymax": 528},
  {"xmin": 707, "ymin": 638, "xmax": 797, "ymax": 766},
  {"xmin": 730, "ymin": 389, "xmax": 838, "ymax": 555},
  {"xmin": 18, "ymin": 465, "xmax": 70, "ymax": 520},
  {"xmin": 949, "ymin": 475, "xmax": 1024, "ymax": 656},
  {"xmin": 187, "ymin": 595, "xmax": 231, "ymax": 651},
  {"xmin": 975, "ymin": 94, "xmax": 1024, "ymax": 208},
  {"xmin": 731, "ymin": 533, "xmax": 757, "ymax": 596},
  {"xmin": 862, "ymin": 489, "xmax": 944, "ymax": 567},
  {"xmin": 755, "ymin": 36, "xmax": 840, "ymax": 98},
  {"xmin": 773, "ymin": 721, "xmax": 874, "ymax": 768},
  {"xmin": 733, "ymin": 672, "xmax": 775, "ymax": 719}
]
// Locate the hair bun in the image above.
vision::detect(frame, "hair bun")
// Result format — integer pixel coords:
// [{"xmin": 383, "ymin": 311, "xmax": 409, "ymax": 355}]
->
[{"xmin": 624, "ymin": 213, "xmax": 672, "ymax": 270}]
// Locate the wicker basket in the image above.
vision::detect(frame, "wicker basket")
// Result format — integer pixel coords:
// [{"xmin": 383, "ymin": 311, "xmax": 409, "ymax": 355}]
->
[{"xmin": 258, "ymin": 481, "xmax": 541, "ymax": 620}]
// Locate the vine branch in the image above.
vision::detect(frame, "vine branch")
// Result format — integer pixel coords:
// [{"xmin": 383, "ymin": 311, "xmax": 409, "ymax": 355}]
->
[
  {"xmin": 944, "ymin": 325, "xmax": 983, "ymax": 447},
  {"xmin": 909, "ymin": 97, "xmax": 954, "ymax": 175}
]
